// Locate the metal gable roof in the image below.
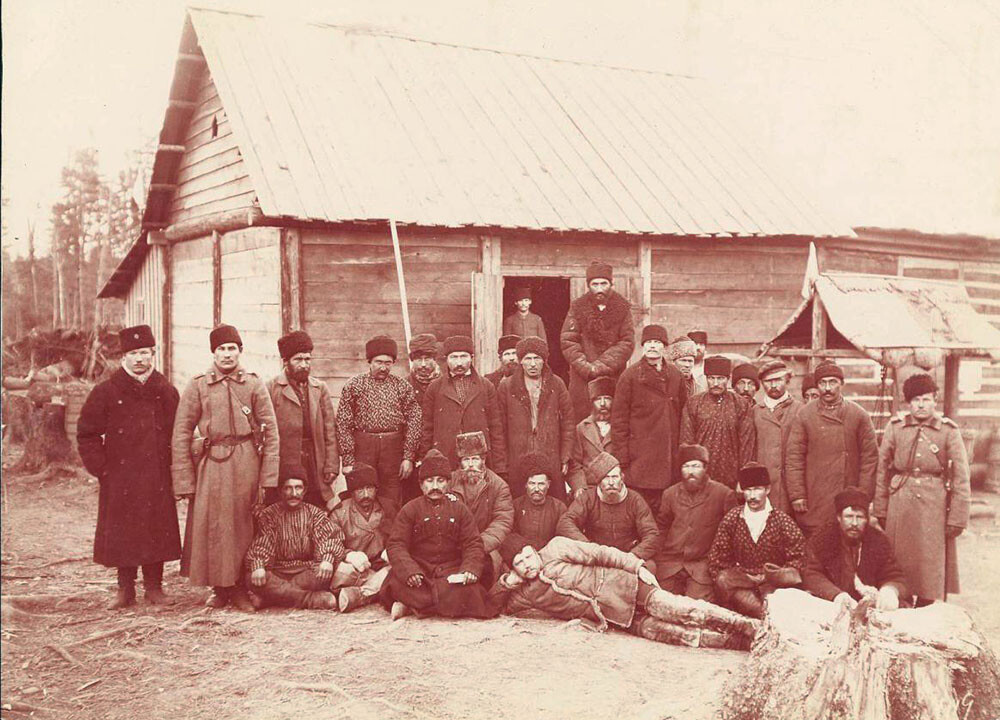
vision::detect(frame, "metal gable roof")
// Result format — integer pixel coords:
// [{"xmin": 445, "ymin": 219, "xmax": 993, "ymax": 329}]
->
[{"xmin": 186, "ymin": 7, "xmax": 850, "ymax": 237}]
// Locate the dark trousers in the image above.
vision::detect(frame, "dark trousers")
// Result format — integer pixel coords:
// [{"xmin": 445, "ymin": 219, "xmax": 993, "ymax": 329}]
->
[
  {"xmin": 117, "ymin": 563, "xmax": 163, "ymax": 589},
  {"xmin": 254, "ymin": 565, "xmax": 332, "ymax": 608},
  {"xmin": 355, "ymin": 430, "xmax": 404, "ymax": 506},
  {"xmin": 632, "ymin": 487, "xmax": 662, "ymax": 516}
]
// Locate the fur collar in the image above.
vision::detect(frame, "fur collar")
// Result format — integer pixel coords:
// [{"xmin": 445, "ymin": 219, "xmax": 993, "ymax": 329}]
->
[{"xmin": 570, "ymin": 290, "xmax": 631, "ymax": 341}]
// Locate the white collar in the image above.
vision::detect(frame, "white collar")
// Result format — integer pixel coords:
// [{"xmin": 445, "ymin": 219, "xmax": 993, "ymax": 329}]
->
[
  {"xmin": 122, "ymin": 363, "xmax": 152, "ymax": 384},
  {"xmin": 763, "ymin": 392, "xmax": 790, "ymax": 410}
]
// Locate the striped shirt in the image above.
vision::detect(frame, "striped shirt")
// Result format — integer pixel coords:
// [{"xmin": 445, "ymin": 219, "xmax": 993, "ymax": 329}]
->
[
  {"xmin": 245, "ymin": 503, "xmax": 346, "ymax": 572},
  {"xmin": 335, "ymin": 373, "xmax": 422, "ymax": 465}
]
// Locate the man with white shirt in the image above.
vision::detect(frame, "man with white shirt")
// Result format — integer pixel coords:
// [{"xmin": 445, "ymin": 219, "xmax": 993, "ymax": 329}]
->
[
  {"xmin": 708, "ymin": 463, "xmax": 806, "ymax": 618},
  {"xmin": 751, "ymin": 360, "xmax": 803, "ymax": 514}
]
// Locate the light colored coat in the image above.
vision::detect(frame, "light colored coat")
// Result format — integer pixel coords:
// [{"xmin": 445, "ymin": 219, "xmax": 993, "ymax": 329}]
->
[
  {"xmin": 567, "ymin": 416, "xmax": 612, "ymax": 493},
  {"xmin": 171, "ymin": 366, "xmax": 279, "ymax": 587},
  {"xmin": 751, "ymin": 396, "xmax": 803, "ymax": 514}
]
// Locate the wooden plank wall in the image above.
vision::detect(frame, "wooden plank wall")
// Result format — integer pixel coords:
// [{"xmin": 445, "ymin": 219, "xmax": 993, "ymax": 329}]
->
[
  {"xmin": 122, "ymin": 244, "xmax": 167, "ymax": 372},
  {"xmin": 219, "ymin": 227, "xmax": 282, "ymax": 378},
  {"xmin": 170, "ymin": 66, "xmax": 255, "ymax": 225},
  {"xmin": 302, "ymin": 227, "xmax": 478, "ymax": 400},
  {"xmin": 650, "ymin": 238, "xmax": 807, "ymax": 356},
  {"xmin": 170, "ymin": 236, "xmax": 214, "ymax": 387}
]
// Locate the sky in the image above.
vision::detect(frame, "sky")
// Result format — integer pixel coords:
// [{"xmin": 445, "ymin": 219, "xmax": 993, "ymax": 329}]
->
[{"xmin": 3, "ymin": 0, "xmax": 999, "ymax": 257}]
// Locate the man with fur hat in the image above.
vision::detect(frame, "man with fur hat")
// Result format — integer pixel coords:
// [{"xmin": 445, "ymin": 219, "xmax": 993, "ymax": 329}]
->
[
  {"xmin": 687, "ymin": 329, "xmax": 709, "ymax": 393},
  {"xmin": 406, "ymin": 333, "xmax": 441, "ymax": 407},
  {"xmin": 680, "ymin": 355, "xmax": 756, "ymax": 490},
  {"xmin": 800, "ymin": 373, "xmax": 820, "ymax": 402},
  {"xmin": 669, "ymin": 338, "xmax": 706, "ymax": 396},
  {"xmin": 750, "ymin": 360, "xmax": 804, "ymax": 514},
  {"xmin": 653, "ymin": 444, "xmax": 739, "ymax": 601},
  {"xmin": 560, "ymin": 260, "xmax": 635, "ymax": 422},
  {"xmin": 329, "ymin": 463, "xmax": 396, "ymax": 612},
  {"xmin": 484, "ymin": 334, "xmax": 522, "ymax": 389},
  {"xmin": 503, "ymin": 286, "xmax": 547, "ymax": 343},
  {"xmin": 380, "ymin": 449, "xmax": 498, "ymax": 620},
  {"xmin": 611, "ymin": 324, "xmax": 688, "ymax": 513},
  {"xmin": 873, "ymin": 372, "xmax": 970, "ymax": 603},
  {"xmin": 567, "ymin": 377, "xmax": 616, "ymax": 497},
  {"xmin": 268, "ymin": 330, "xmax": 339, "ymax": 509},
  {"xmin": 245, "ymin": 468, "xmax": 346, "ymax": 610},
  {"xmin": 557, "ymin": 452, "xmax": 659, "ymax": 565},
  {"xmin": 496, "ymin": 336, "xmax": 573, "ymax": 499},
  {"xmin": 786, "ymin": 361, "xmax": 878, "ymax": 536},
  {"xmin": 419, "ymin": 335, "xmax": 507, "ymax": 475},
  {"xmin": 171, "ymin": 324, "xmax": 280, "ymax": 611},
  {"xmin": 803, "ymin": 488, "xmax": 906, "ymax": 610},
  {"xmin": 492, "ymin": 533, "xmax": 758, "ymax": 650},
  {"xmin": 510, "ymin": 451, "xmax": 568, "ymax": 551},
  {"xmin": 708, "ymin": 463, "xmax": 806, "ymax": 618},
  {"xmin": 336, "ymin": 335, "xmax": 422, "ymax": 506},
  {"xmin": 732, "ymin": 363, "xmax": 760, "ymax": 404},
  {"xmin": 449, "ymin": 431, "xmax": 514, "ymax": 579},
  {"xmin": 78, "ymin": 325, "xmax": 181, "ymax": 609}
]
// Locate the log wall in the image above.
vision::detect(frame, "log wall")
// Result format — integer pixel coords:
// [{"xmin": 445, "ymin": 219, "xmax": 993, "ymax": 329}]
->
[
  {"xmin": 122, "ymin": 244, "xmax": 167, "ymax": 373},
  {"xmin": 170, "ymin": 236, "xmax": 214, "ymax": 387}
]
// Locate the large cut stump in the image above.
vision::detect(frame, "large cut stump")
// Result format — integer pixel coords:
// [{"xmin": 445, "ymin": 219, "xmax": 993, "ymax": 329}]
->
[
  {"xmin": 722, "ymin": 589, "xmax": 1000, "ymax": 720},
  {"xmin": 13, "ymin": 402, "xmax": 73, "ymax": 473}
]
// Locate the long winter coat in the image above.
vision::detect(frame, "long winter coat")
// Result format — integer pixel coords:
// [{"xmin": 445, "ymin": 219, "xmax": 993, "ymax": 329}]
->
[
  {"xmin": 419, "ymin": 370, "xmax": 507, "ymax": 474},
  {"xmin": 496, "ymin": 367, "xmax": 574, "ymax": 499},
  {"xmin": 751, "ymin": 397, "xmax": 803, "ymax": 514},
  {"xmin": 566, "ymin": 416, "xmax": 613, "ymax": 493},
  {"xmin": 560, "ymin": 290, "xmax": 635, "ymax": 422},
  {"xmin": 802, "ymin": 522, "xmax": 907, "ymax": 601},
  {"xmin": 77, "ymin": 369, "xmax": 181, "ymax": 568},
  {"xmin": 873, "ymin": 412, "xmax": 970, "ymax": 600},
  {"xmin": 267, "ymin": 372, "xmax": 339, "ymax": 504},
  {"xmin": 785, "ymin": 398, "xmax": 878, "ymax": 535},
  {"xmin": 449, "ymin": 469, "xmax": 515, "ymax": 554},
  {"xmin": 611, "ymin": 360, "xmax": 688, "ymax": 490},
  {"xmin": 171, "ymin": 366, "xmax": 280, "ymax": 587},
  {"xmin": 491, "ymin": 536, "xmax": 644, "ymax": 628}
]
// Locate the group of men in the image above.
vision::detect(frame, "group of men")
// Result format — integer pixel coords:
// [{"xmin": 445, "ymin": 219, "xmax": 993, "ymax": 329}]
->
[{"xmin": 76, "ymin": 259, "xmax": 971, "ymax": 649}]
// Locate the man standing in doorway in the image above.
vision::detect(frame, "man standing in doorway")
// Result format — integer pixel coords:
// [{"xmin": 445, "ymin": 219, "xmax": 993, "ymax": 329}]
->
[
  {"xmin": 484, "ymin": 334, "xmax": 521, "ymax": 389},
  {"xmin": 503, "ymin": 286, "xmax": 547, "ymax": 343},
  {"xmin": 337, "ymin": 335, "xmax": 422, "ymax": 506},
  {"xmin": 268, "ymin": 330, "xmax": 339, "ymax": 509},
  {"xmin": 785, "ymin": 361, "xmax": 878, "ymax": 536},
  {"xmin": 751, "ymin": 360, "xmax": 803, "ymax": 514},
  {"xmin": 561, "ymin": 261, "xmax": 635, "ymax": 422}
]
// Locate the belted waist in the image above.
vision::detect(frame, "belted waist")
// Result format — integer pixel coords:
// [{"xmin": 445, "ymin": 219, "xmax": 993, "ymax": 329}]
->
[
  {"xmin": 210, "ymin": 434, "xmax": 253, "ymax": 447},
  {"xmin": 356, "ymin": 429, "xmax": 402, "ymax": 437},
  {"xmin": 893, "ymin": 468, "xmax": 943, "ymax": 478}
]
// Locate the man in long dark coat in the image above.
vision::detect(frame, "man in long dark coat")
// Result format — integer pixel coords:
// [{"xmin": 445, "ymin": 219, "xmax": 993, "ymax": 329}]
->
[
  {"xmin": 496, "ymin": 336, "xmax": 573, "ymax": 500},
  {"xmin": 268, "ymin": 330, "xmax": 339, "ymax": 509},
  {"xmin": 611, "ymin": 324, "xmax": 688, "ymax": 513},
  {"xmin": 380, "ymin": 450, "xmax": 499, "ymax": 620},
  {"xmin": 751, "ymin": 360, "xmax": 803, "ymax": 514},
  {"xmin": 419, "ymin": 335, "xmax": 507, "ymax": 475},
  {"xmin": 560, "ymin": 261, "xmax": 635, "ymax": 422},
  {"xmin": 77, "ymin": 325, "xmax": 181, "ymax": 609},
  {"xmin": 785, "ymin": 361, "xmax": 878, "ymax": 537}
]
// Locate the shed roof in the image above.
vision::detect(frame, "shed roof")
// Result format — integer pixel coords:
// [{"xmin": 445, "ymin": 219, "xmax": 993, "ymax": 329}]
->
[{"xmin": 768, "ymin": 272, "xmax": 1000, "ymax": 363}]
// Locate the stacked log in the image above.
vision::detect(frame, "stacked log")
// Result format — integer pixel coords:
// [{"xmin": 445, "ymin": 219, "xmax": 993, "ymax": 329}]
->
[{"xmin": 722, "ymin": 589, "xmax": 1000, "ymax": 720}]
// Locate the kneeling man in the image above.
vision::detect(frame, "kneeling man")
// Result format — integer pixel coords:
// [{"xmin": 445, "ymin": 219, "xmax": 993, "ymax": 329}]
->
[
  {"xmin": 708, "ymin": 463, "xmax": 805, "ymax": 618},
  {"xmin": 245, "ymin": 469, "xmax": 347, "ymax": 610},
  {"xmin": 380, "ymin": 450, "xmax": 498, "ymax": 620},
  {"xmin": 493, "ymin": 534, "xmax": 758, "ymax": 650},
  {"xmin": 802, "ymin": 488, "xmax": 906, "ymax": 610}
]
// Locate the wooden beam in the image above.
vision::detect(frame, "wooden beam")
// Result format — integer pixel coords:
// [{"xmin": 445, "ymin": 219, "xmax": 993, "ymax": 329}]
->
[
  {"xmin": 768, "ymin": 348, "xmax": 864, "ymax": 359},
  {"xmin": 943, "ymin": 354, "xmax": 960, "ymax": 420},
  {"xmin": 164, "ymin": 206, "xmax": 264, "ymax": 243},
  {"xmin": 167, "ymin": 99, "xmax": 198, "ymax": 111},
  {"xmin": 148, "ymin": 184, "xmax": 176, "ymax": 193},
  {"xmin": 143, "ymin": 222, "xmax": 168, "ymax": 231},
  {"xmin": 148, "ymin": 230, "xmax": 168, "ymax": 246},
  {"xmin": 177, "ymin": 53, "xmax": 207, "ymax": 65},
  {"xmin": 157, "ymin": 144, "xmax": 187, "ymax": 154},
  {"xmin": 212, "ymin": 231, "xmax": 222, "ymax": 327},
  {"xmin": 810, "ymin": 295, "xmax": 828, "ymax": 371},
  {"xmin": 639, "ymin": 239, "xmax": 652, "ymax": 329},
  {"xmin": 280, "ymin": 228, "xmax": 303, "ymax": 334},
  {"xmin": 480, "ymin": 235, "xmax": 501, "ymax": 274},
  {"xmin": 163, "ymin": 243, "xmax": 173, "ymax": 382}
]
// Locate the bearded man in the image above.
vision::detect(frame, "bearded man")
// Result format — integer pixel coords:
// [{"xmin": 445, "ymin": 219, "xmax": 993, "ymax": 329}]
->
[
  {"xmin": 750, "ymin": 360, "xmax": 803, "ymax": 514},
  {"xmin": 484, "ymin": 334, "xmax": 521, "ymax": 389},
  {"xmin": 567, "ymin": 377, "xmax": 615, "ymax": 498},
  {"xmin": 561, "ymin": 261, "xmax": 635, "ymax": 422},
  {"xmin": 406, "ymin": 333, "xmax": 441, "ymax": 408},
  {"xmin": 510, "ymin": 451, "xmax": 568, "ymax": 551}
]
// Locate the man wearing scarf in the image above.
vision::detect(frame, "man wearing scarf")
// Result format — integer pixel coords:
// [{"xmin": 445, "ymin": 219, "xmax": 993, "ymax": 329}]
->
[
  {"xmin": 750, "ymin": 360, "xmax": 803, "ymax": 514},
  {"xmin": 77, "ymin": 325, "xmax": 181, "ymax": 609}
]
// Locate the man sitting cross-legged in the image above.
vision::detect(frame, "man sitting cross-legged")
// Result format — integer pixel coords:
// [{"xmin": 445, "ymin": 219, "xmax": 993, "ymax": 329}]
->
[
  {"xmin": 328, "ymin": 462, "xmax": 397, "ymax": 613},
  {"xmin": 245, "ymin": 468, "xmax": 347, "ymax": 610},
  {"xmin": 491, "ymin": 534, "xmax": 758, "ymax": 650}
]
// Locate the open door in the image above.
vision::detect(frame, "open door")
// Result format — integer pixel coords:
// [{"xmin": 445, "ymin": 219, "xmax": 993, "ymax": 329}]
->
[
  {"xmin": 572, "ymin": 275, "xmax": 644, "ymax": 363},
  {"xmin": 472, "ymin": 272, "xmax": 503, "ymax": 374}
]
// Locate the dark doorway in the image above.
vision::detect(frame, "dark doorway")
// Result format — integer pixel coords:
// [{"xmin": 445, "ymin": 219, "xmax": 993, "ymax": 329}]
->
[{"xmin": 502, "ymin": 276, "xmax": 571, "ymax": 384}]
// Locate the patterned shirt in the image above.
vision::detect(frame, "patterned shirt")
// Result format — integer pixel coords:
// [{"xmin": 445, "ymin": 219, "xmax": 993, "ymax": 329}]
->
[
  {"xmin": 245, "ymin": 503, "xmax": 346, "ymax": 572},
  {"xmin": 336, "ymin": 373, "xmax": 422, "ymax": 465},
  {"xmin": 680, "ymin": 390, "xmax": 756, "ymax": 489},
  {"xmin": 707, "ymin": 505, "xmax": 805, "ymax": 580}
]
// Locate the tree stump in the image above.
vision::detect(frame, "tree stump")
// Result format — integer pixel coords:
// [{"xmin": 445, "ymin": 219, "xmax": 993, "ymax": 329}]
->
[
  {"xmin": 13, "ymin": 402, "xmax": 73, "ymax": 473},
  {"xmin": 721, "ymin": 589, "xmax": 1000, "ymax": 720}
]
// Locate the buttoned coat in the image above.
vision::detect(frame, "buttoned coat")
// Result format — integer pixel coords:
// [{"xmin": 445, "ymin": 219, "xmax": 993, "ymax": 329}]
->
[
  {"xmin": 611, "ymin": 360, "xmax": 688, "ymax": 490},
  {"xmin": 785, "ymin": 398, "xmax": 878, "ymax": 535},
  {"xmin": 449, "ymin": 469, "xmax": 515, "ymax": 554},
  {"xmin": 557, "ymin": 488, "xmax": 660, "ymax": 560},
  {"xmin": 873, "ymin": 412, "xmax": 970, "ymax": 600},
  {"xmin": 496, "ymin": 367, "xmax": 574, "ymax": 498},
  {"xmin": 268, "ymin": 371, "xmax": 339, "ymax": 503},
  {"xmin": 419, "ymin": 370, "xmax": 507, "ymax": 474},
  {"xmin": 751, "ymin": 397, "xmax": 803, "ymax": 514},
  {"xmin": 77, "ymin": 369, "xmax": 181, "ymax": 567},
  {"xmin": 503, "ymin": 311, "xmax": 548, "ymax": 343},
  {"xmin": 567, "ymin": 416, "xmax": 613, "ymax": 493},
  {"xmin": 654, "ymin": 479, "xmax": 738, "ymax": 584}
]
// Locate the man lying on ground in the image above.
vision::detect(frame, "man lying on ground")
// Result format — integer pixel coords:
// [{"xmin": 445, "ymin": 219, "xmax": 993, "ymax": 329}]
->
[{"xmin": 491, "ymin": 533, "xmax": 758, "ymax": 650}]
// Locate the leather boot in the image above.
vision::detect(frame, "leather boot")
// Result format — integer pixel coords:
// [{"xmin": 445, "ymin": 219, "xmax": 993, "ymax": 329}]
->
[
  {"xmin": 142, "ymin": 563, "xmax": 171, "ymax": 605},
  {"xmin": 111, "ymin": 567, "xmax": 137, "ymax": 610},
  {"xmin": 730, "ymin": 589, "xmax": 765, "ymax": 619},
  {"xmin": 229, "ymin": 586, "xmax": 256, "ymax": 613},
  {"xmin": 206, "ymin": 586, "xmax": 232, "ymax": 608}
]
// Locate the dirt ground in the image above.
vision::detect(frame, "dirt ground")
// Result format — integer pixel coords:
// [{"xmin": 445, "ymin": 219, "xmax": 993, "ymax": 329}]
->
[{"xmin": 2, "ymin": 457, "xmax": 998, "ymax": 720}]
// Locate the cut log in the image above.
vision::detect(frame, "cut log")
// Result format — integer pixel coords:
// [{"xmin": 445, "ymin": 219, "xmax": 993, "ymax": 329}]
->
[
  {"xmin": 721, "ymin": 589, "xmax": 1000, "ymax": 720},
  {"xmin": 13, "ymin": 403, "xmax": 73, "ymax": 473}
]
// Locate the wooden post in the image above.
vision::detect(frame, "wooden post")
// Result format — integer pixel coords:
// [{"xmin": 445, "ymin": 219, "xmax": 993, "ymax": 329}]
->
[
  {"xmin": 389, "ymin": 219, "xmax": 412, "ymax": 348},
  {"xmin": 279, "ymin": 229, "xmax": 303, "ymax": 334},
  {"xmin": 212, "ymin": 230, "xmax": 222, "ymax": 327},
  {"xmin": 162, "ymin": 243, "xmax": 173, "ymax": 382},
  {"xmin": 810, "ymin": 292, "xmax": 827, "ymax": 372},
  {"xmin": 943, "ymin": 354, "xmax": 960, "ymax": 420},
  {"xmin": 639, "ymin": 240, "xmax": 652, "ymax": 329}
]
